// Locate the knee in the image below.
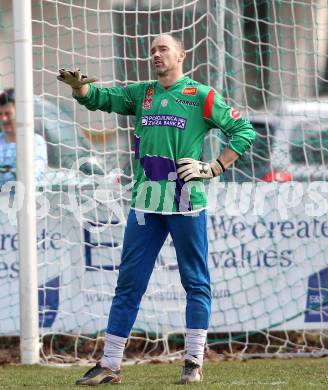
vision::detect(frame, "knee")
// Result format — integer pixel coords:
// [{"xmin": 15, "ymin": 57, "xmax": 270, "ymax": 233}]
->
[
  {"xmin": 115, "ymin": 277, "xmax": 148, "ymax": 305},
  {"xmin": 186, "ymin": 284, "xmax": 212, "ymax": 304}
]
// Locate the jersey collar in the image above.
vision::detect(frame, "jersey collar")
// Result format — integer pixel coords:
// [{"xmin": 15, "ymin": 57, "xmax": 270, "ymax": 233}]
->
[{"xmin": 155, "ymin": 75, "xmax": 190, "ymax": 91}]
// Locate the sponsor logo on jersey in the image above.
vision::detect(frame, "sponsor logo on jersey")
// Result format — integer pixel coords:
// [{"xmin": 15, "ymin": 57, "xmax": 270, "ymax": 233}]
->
[
  {"xmin": 142, "ymin": 87, "xmax": 155, "ymax": 110},
  {"xmin": 142, "ymin": 114, "xmax": 187, "ymax": 129},
  {"xmin": 230, "ymin": 107, "xmax": 241, "ymax": 120},
  {"xmin": 175, "ymin": 98, "xmax": 199, "ymax": 107},
  {"xmin": 182, "ymin": 87, "xmax": 197, "ymax": 96},
  {"xmin": 142, "ymin": 97, "xmax": 153, "ymax": 110},
  {"xmin": 146, "ymin": 87, "xmax": 154, "ymax": 97},
  {"xmin": 161, "ymin": 98, "xmax": 168, "ymax": 107}
]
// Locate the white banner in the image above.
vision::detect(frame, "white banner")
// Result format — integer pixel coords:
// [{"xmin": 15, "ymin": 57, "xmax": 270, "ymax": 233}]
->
[{"xmin": 1, "ymin": 182, "xmax": 328, "ymax": 335}]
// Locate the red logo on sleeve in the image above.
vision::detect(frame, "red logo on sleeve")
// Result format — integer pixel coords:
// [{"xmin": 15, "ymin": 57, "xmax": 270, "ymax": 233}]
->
[
  {"xmin": 182, "ymin": 87, "xmax": 198, "ymax": 96},
  {"xmin": 230, "ymin": 108, "xmax": 241, "ymax": 120}
]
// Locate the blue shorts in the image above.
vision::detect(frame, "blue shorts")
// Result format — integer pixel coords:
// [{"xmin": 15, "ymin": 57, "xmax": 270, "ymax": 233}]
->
[{"xmin": 107, "ymin": 209, "xmax": 211, "ymax": 337}]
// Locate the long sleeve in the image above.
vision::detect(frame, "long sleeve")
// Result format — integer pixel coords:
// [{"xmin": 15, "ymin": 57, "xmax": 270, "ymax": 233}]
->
[
  {"xmin": 74, "ymin": 83, "xmax": 138, "ymax": 116},
  {"xmin": 203, "ymin": 90, "xmax": 256, "ymax": 155}
]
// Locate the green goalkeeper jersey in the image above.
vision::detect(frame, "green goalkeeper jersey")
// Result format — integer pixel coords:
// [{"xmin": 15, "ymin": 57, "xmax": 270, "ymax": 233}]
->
[{"xmin": 74, "ymin": 76, "xmax": 255, "ymax": 213}]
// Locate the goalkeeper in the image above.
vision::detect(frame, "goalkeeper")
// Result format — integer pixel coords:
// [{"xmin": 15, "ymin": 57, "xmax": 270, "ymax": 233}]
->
[{"xmin": 57, "ymin": 33, "xmax": 255, "ymax": 385}]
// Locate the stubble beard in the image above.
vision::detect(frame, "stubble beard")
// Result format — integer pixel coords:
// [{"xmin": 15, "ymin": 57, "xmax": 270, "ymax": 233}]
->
[{"xmin": 155, "ymin": 67, "xmax": 168, "ymax": 76}]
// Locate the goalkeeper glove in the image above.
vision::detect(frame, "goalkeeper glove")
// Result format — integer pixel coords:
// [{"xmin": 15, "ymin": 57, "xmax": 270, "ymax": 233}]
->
[
  {"xmin": 57, "ymin": 68, "xmax": 97, "ymax": 90},
  {"xmin": 177, "ymin": 157, "xmax": 225, "ymax": 182}
]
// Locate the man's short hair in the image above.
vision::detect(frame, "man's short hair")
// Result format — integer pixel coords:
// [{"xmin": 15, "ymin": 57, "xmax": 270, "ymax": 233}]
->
[
  {"xmin": 153, "ymin": 33, "xmax": 184, "ymax": 52},
  {"xmin": 169, "ymin": 34, "xmax": 184, "ymax": 52},
  {"xmin": 0, "ymin": 88, "xmax": 15, "ymax": 106}
]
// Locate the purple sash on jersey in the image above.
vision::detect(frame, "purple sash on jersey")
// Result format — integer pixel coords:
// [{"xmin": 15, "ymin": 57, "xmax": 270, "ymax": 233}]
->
[{"xmin": 134, "ymin": 134, "xmax": 192, "ymax": 211}]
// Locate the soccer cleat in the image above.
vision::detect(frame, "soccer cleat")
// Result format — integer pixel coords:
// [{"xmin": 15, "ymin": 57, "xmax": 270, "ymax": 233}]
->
[
  {"xmin": 75, "ymin": 362, "xmax": 122, "ymax": 386},
  {"xmin": 179, "ymin": 359, "xmax": 203, "ymax": 384}
]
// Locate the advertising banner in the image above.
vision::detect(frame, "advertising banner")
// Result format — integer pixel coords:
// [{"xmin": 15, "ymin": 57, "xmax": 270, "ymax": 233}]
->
[{"xmin": 1, "ymin": 182, "xmax": 328, "ymax": 335}]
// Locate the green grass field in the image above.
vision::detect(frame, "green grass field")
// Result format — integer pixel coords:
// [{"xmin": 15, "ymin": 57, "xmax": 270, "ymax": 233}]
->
[{"xmin": 1, "ymin": 358, "xmax": 328, "ymax": 389}]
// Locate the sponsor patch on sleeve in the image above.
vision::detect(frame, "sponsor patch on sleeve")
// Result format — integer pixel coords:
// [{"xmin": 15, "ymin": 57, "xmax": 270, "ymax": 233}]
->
[
  {"xmin": 230, "ymin": 107, "xmax": 241, "ymax": 120},
  {"xmin": 182, "ymin": 87, "xmax": 197, "ymax": 96}
]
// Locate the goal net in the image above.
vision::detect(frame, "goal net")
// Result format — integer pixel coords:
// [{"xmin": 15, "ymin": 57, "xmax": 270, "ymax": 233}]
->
[{"xmin": 0, "ymin": 0, "xmax": 328, "ymax": 364}]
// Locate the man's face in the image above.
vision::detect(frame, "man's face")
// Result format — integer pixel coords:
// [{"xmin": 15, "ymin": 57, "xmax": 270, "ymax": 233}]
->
[
  {"xmin": 150, "ymin": 35, "xmax": 185, "ymax": 76},
  {"xmin": 0, "ymin": 103, "xmax": 16, "ymax": 135}
]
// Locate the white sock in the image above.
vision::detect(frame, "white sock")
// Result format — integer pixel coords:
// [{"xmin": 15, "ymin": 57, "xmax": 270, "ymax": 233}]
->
[
  {"xmin": 184, "ymin": 328, "xmax": 207, "ymax": 367},
  {"xmin": 100, "ymin": 333, "xmax": 127, "ymax": 371}
]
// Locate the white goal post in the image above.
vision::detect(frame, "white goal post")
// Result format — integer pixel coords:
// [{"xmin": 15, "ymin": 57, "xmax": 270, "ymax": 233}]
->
[{"xmin": 13, "ymin": 0, "xmax": 39, "ymax": 364}]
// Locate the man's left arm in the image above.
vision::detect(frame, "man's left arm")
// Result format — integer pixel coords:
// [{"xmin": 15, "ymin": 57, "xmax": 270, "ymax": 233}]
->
[{"xmin": 177, "ymin": 90, "xmax": 256, "ymax": 182}]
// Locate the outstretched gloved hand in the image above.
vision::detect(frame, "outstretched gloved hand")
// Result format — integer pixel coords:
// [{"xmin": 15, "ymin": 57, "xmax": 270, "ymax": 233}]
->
[{"xmin": 57, "ymin": 68, "xmax": 97, "ymax": 90}]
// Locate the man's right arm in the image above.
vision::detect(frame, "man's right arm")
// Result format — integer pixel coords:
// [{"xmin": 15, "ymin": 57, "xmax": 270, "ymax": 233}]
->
[
  {"xmin": 57, "ymin": 68, "xmax": 136, "ymax": 115},
  {"xmin": 74, "ymin": 84, "xmax": 136, "ymax": 115},
  {"xmin": 73, "ymin": 84, "xmax": 89, "ymax": 97}
]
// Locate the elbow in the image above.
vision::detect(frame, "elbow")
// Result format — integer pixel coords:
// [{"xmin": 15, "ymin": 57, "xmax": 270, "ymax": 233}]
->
[{"xmin": 250, "ymin": 129, "xmax": 256, "ymax": 145}]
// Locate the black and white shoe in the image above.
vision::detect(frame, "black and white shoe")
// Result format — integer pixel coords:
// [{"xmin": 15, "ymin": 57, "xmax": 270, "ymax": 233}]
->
[
  {"xmin": 75, "ymin": 362, "xmax": 122, "ymax": 386},
  {"xmin": 179, "ymin": 359, "xmax": 203, "ymax": 384}
]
